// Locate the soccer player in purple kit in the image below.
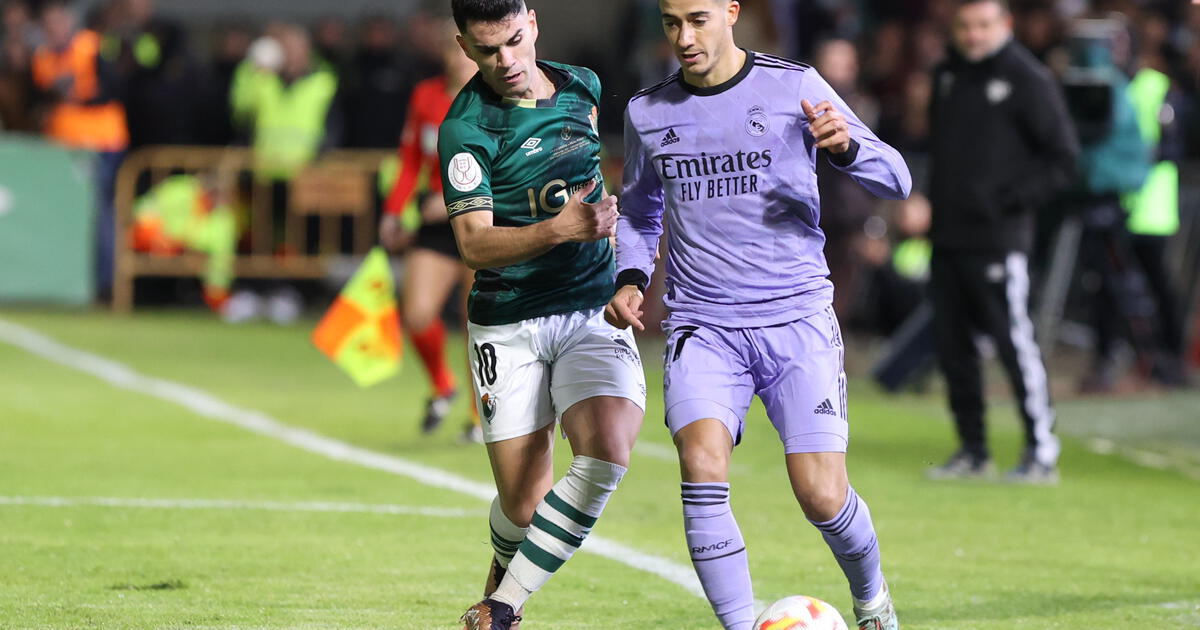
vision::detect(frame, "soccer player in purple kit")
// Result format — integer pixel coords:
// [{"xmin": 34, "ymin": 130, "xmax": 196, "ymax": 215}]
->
[{"xmin": 606, "ymin": 1, "xmax": 911, "ymax": 629}]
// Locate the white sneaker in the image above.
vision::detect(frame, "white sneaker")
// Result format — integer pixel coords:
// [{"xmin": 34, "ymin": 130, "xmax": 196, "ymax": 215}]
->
[
  {"xmin": 221, "ymin": 291, "xmax": 262, "ymax": 324},
  {"xmin": 265, "ymin": 288, "xmax": 302, "ymax": 325},
  {"xmin": 854, "ymin": 583, "xmax": 899, "ymax": 630}
]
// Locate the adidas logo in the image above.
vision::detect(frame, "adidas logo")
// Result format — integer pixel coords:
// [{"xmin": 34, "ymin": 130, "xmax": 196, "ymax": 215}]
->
[
  {"xmin": 814, "ymin": 399, "xmax": 837, "ymax": 416},
  {"xmin": 660, "ymin": 128, "xmax": 681, "ymax": 147}
]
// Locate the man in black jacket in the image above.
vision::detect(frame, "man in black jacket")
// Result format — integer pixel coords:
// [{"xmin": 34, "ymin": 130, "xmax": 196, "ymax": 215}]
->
[{"xmin": 926, "ymin": 0, "xmax": 1079, "ymax": 483}]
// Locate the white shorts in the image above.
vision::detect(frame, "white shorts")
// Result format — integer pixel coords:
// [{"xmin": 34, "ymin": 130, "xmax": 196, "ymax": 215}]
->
[{"xmin": 467, "ymin": 307, "xmax": 647, "ymax": 444}]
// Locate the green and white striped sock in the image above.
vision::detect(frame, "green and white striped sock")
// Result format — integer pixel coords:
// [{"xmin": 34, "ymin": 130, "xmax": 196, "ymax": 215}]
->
[
  {"xmin": 491, "ymin": 455, "xmax": 627, "ymax": 610},
  {"xmin": 489, "ymin": 496, "xmax": 526, "ymax": 569}
]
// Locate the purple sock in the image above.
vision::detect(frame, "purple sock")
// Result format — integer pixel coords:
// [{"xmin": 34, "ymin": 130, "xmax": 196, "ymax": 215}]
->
[
  {"xmin": 682, "ymin": 482, "xmax": 754, "ymax": 630},
  {"xmin": 810, "ymin": 486, "xmax": 884, "ymax": 602}
]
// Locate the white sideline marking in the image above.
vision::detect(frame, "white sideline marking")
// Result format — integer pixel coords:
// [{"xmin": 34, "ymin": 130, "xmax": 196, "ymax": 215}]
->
[
  {"xmin": 0, "ymin": 318, "xmax": 706, "ymax": 599},
  {"xmin": 1085, "ymin": 439, "xmax": 1200, "ymax": 481},
  {"xmin": 634, "ymin": 441, "xmax": 678, "ymax": 462},
  {"xmin": 0, "ymin": 496, "xmax": 482, "ymax": 518}
]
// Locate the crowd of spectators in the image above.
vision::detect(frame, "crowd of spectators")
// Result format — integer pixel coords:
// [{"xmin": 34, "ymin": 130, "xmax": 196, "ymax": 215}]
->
[
  {"xmin": 6, "ymin": 1, "xmax": 1195, "ymax": 155},
  {"xmin": 0, "ymin": 0, "xmax": 450, "ymax": 148}
]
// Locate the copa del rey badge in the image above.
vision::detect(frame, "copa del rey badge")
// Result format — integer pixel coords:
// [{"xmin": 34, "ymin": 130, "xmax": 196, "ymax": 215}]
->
[{"xmin": 448, "ymin": 152, "xmax": 483, "ymax": 192}]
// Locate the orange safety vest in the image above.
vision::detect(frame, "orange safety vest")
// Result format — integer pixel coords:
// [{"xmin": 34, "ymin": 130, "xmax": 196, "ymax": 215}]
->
[{"xmin": 32, "ymin": 30, "xmax": 129, "ymax": 152}]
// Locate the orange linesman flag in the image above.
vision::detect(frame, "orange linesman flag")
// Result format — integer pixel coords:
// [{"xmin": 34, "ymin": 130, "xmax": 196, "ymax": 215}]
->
[{"xmin": 312, "ymin": 247, "xmax": 403, "ymax": 387}]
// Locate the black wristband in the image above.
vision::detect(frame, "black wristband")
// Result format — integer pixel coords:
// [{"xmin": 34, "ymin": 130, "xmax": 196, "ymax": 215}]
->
[
  {"xmin": 615, "ymin": 269, "xmax": 650, "ymax": 293},
  {"xmin": 826, "ymin": 138, "xmax": 861, "ymax": 168}
]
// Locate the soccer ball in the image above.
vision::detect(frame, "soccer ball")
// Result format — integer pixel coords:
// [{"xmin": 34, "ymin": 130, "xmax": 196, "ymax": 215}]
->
[{"xmin": 754, "ymin": 595, "xmax": 849, "ymax": 630}]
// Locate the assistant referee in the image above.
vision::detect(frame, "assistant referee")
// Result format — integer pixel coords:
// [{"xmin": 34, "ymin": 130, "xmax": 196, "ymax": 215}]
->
[{"xmin": 926, "ymin": 0, "xmax": 1079, "ymax": 483}]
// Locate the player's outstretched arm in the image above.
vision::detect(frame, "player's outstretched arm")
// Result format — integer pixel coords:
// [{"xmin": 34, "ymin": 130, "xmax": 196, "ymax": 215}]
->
[
  {"xmin": 450, "ymin": 180, "xmax": 618, "ymax": 270},
  {"xmin": 801, "ymin": 72, "xmax": 912, "ymax": 201}
]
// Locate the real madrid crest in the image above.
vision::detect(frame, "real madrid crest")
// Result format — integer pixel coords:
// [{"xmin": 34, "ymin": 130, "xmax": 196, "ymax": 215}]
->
[
  {"xmin": 561, "ymin": 123, "xmax": 573, "ymax": 142},
  {"xmin": 746, "ymin": 105, "xmax": 769, "ymax": 137}
]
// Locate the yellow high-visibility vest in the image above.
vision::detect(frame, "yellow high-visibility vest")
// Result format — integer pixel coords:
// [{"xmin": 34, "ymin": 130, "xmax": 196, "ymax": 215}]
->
[
  {"xmin": 1123, "ymin": 68, "xmax": 1178, "ymax": 237},
  {"xmin": 233, "ymin": 63, "xmax": 337, "ymax": 181}
]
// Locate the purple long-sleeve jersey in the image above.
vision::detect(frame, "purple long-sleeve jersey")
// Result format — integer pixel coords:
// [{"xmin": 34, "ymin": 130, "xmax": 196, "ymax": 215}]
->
[{"xmin": 618, "ymin": 51, "xmax": 912, "ymax": 328}]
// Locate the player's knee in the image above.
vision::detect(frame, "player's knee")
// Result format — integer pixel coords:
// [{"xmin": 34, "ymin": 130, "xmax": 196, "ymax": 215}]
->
[
  {"xmin": 794, "ymin": 484, "xmax": 845, "ymax": 522},
  {"xmin": 497, "ymin": 495, "xmax": 537, "ymax": 529},
  {"xmin": 588, "ymin": 439, "xmax": 632, "ymax": 469},
  {"xmin": 402, "ymin": 308, "xmax": 436, "ymax": 334},
  {"xmin": 677, "ymin": 441, "xmax": 730, "ymax": 482},
  {"xmin": 565, "ymin": 399, "xmax": 642, "ymax": 467}
]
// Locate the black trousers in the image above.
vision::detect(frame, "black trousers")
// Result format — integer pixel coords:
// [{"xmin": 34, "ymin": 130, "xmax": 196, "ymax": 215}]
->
[
  {"xmin": 930, "ymin": 249, "xmax": 1058, "ymax": 462},
  {"xmin": 1127, "ymin": 235, "xmax": 1185, "ymax": 358},
  {"xmin": 1078, "ymin": 200, "xmax": 1182, "ymax": 374}
]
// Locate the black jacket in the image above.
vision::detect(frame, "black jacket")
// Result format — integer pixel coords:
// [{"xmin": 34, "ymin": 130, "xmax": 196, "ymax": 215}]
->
[{"xmin": 928, "ymin": 40, "xmax": 1079, "ymax": 253}]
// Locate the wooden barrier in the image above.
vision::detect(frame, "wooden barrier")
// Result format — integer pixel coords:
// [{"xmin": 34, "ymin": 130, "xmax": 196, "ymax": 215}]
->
[{"xmin": 111, "ymin": 146, "xmax": 390, "ymax": 313}]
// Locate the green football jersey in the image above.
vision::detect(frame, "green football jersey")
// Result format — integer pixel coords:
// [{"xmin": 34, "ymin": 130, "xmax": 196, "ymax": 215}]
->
[{"xmin": 438, "ymin": 60, "xmax": 614, "ymax": 326}]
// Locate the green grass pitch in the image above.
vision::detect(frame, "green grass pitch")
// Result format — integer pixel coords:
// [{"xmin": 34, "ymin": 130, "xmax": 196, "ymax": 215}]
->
[{"xmin": 1, "ymin": 309, "xmax": 1197, "ymax": 629}]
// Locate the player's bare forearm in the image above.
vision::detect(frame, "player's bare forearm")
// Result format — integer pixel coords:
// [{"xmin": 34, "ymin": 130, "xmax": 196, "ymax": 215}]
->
[
  {"xmin": 450, "ymin": 181, "xmax": 616, "ymax": 270},
  {"xmin": 450, "ymin": 212, "xmax": 566, "ymax": 270}
]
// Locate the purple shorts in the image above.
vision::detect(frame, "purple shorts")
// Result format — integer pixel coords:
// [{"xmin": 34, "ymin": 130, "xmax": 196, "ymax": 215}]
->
[{"xmin": 663, "ymin": 306, "xmax": 849, "ymax": 454}]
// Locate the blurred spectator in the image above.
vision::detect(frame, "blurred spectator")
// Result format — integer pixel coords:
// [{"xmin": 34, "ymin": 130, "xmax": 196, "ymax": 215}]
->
[
  {"xmin": 196, "ymin": 20, "xmax": 251, "ymax": 145},
  {"xmin": 1073, "ymin": 14, "xmax": 1189, "ymax": 390},
  {"xmin": 1064, "ymin": 17, "xmax": 1155, "ymax": 392},
  {"xmin": 775, "ymin": 0, "xmax": 863, "ymax": 61},
  {"xmin": 813, "ymin": 38, "xmax": 879, "ymax": 319},
  {"xmin": 1014, "ymin": 4, "xmax": 1065, "ymax": 61},
  {"xmin": 311, "ymin": 15, "xmax": 348, "ymax": 74},
  {"xmin": 131, "ymin": 171, "xmax": 242, "ymax": 313},
  {"xmin": 911, "ymin": 19, "xmax": 948, "ymax": 71},
  {"xmin": 925, "ymin": 0, "xmax": 1078, "ymax": 482},
  {"xmin": 857, "ymin": 194, "xmax": 932, "ymax": 336},
  {"xmin": 31, "ymin": 0, "xmax": 129, "ymax": 297},
  {"xmin": 344, "ymin": 14, "xmax": 409, "ymax": 149},
  {"xmin": 0, "ymin": 0, "xmax": 37, "ymax": 131},
  {"xmin": 617, "ymin": 0, "xmax": 677, "ymax": 98},
  {"xmin": 400, "ymin": 4, "xmax": 447, "ymax": 82},
  {"xmin": 106, "ymin": 0, "xmax": 199, "ymax": 146},
  {"xmin": 816, "ymin": 37, "xmax": 878, "ymax": 126},
  {"xmin": 230, "ymin": 23, "xmax": 341, "ymax": 183},
  {"xmin": 865, "ymin": 20, "xmax": 914, "ymax": 148},
  {"xmin": 1122, "ymin": 59, "xmax": 1192, "ymax": 388},
  {"xmin": 733, "ymin": 0, "xmax": 782, "ymax": 55}
]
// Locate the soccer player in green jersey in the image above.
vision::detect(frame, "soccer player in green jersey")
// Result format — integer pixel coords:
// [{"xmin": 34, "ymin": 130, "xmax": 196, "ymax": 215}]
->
[{"xmin": 442, "ymin": 2, "xmax": 647, "ymax": 629}]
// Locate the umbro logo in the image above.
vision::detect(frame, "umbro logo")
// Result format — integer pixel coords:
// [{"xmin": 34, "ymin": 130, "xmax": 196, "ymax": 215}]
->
[
  {"xmin": 521, "ymin": 137, "xmax": 544, "ymax": 157},
  {"xmin": 660, "ymin": 128, "xmax": 681, "ymax": 147},
  {"xmin": 814, "ymin": 399, "xmax": 837, "ymax": 416}
]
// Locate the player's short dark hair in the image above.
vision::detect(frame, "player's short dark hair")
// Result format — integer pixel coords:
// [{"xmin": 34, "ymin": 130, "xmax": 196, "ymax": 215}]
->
[
  {"xmin": 451, "ymin": 0, "xmax": 526, "ymax": 32},
  {"xmin": 958, "ymin": 0, "xmax": 1009, "ymax": 11}
]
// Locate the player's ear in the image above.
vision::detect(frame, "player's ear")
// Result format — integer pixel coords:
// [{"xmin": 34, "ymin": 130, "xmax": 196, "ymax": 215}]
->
[
  {"xmin": 726, "ymin": 0, "xmax": 740, "ymax": 27},
  {"xmin": 456, "ymin": 34, "xmax": 472, "ymax": 59},
  {"xmin": 528, "ymin": 9, "xmax": 539, "ymax": 42}
]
